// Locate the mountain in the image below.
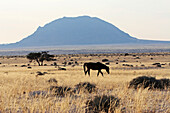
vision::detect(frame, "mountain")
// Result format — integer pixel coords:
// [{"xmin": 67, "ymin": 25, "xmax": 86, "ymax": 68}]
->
[{"xmin": 1, "ymin": 16, "xmax": 170, "ymax": 48}]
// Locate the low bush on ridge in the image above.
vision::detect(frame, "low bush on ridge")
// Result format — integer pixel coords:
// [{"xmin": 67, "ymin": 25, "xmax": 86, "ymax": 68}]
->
[
  {"xmin": 129, "ymin": 76, "xmax": 170, "ymax": 90},
  {"xmin": 75, "ymin": 82, "xmax": 96, "ymax": 93},
  {"xmin": 49, "ymin": 86, "xmax": 73, "ymax": 97},
  {"xmin": 86, "ymin": 95, "xmax": 120, "ymax": 113}
]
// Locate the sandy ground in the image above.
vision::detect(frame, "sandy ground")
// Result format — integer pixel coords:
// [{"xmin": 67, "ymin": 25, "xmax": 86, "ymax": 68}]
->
[{"xmin": 0, "ymin": 52, "xmax": 170, "ymax": 112}]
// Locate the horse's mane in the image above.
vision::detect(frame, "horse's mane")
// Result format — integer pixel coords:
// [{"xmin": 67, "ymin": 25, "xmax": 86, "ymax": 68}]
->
[{"xmin": 97, "ymin": 62, "xmax": 108, "ymax": 68}]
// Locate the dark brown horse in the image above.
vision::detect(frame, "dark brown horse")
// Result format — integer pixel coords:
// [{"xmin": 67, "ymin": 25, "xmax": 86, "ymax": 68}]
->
[{"xmin": 83, "ymin": 62, "xmax": 110, "ymax": 77}]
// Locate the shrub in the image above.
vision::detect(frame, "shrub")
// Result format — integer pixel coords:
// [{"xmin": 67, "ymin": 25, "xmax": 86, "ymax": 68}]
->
[
  {"xmin": 49, "ymin": 86, "xmax": 72, "ymax": 97},
  {"xmin": 29, "ymin": 91, "xmax": 48, "ymax": 98},
  {"xmin": 159, "ymin": 78, "xmax": 170, "ymax": 89},
  {"xmin": 86, "ymin": 95, "xmax": 120, "ymax": 113},
  {"xmin": 75, "ymin": 82, "xmax": 96, "ymax": 93},
  {"xmin": 135, "ymin": 57, "xmax": 140, "ymax": 59},
  {"xmin": 47, "ymin": 78, "xmax": 58, "ymax": 84},
  {"xmin": 21, "ymin": 65, "xmax": 27, "ymax": 67},
  {"xmin": 129, "ymin": 76, "xmax": 170, "ymax": 90},
  {"xmin": 156, "ymin": 64, "xmax": 162, "ymax": 67},
  {"xmin": 102, "ymin": 59, "xmax": 109, "ymax": 62},
  {"xmin": 124, "ymin": 53, "xmax": 130, "ymax": 56},
  {"xmin": 152, "ymin": 63, "xmax": 161, "ymax": 65},
  {"xmin": 68, "ymin": 62, "xmax": 72, "ymax": 65},
  {"xmin": 36, "ymin": 71, "xmax": 47, "ymax": 75},
  {"xmin": 58, "ymin": 67, "xmax": 66, "ymax": 70},
  {"xmin": 27, "ymin": 66, "xmax": 32, "ymax": 69}
]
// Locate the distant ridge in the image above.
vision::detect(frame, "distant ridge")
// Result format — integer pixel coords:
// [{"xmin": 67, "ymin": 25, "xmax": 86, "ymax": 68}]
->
[{"xmin": 1, "ymin": 16, "xmax": 170, "ymax": 48}]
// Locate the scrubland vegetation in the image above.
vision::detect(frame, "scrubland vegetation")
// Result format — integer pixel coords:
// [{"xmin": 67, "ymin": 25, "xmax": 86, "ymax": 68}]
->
[{"xmin": 0, "ymin": 52, "xmax": 169, "ymax": 112}]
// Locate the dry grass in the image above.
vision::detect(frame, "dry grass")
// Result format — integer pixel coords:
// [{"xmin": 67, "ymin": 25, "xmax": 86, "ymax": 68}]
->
[{"xmin": 0, "ymin": 52, "xmax": 170, "ymax": 112}]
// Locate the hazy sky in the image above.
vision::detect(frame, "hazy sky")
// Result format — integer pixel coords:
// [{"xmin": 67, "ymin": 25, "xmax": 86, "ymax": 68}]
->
[{"xmin": 0, "ymin": 0, "xmax": 170, "ymax": 44}]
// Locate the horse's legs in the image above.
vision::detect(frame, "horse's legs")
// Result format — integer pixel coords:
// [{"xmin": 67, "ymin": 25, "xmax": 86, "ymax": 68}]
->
[
  {"xmin": 99, "ymin": 70, "xmax": 104, "ymax": 77},
  {"xmin": 85, "ymin": 70, "xmax": 88, "ymax": 75},
  {"xmin": 97, "ymin": 70, "xmax": 100, "ymax": 77},
  {"xmin": 87, "ymin": 69, "xmax": 90, "ymax": 76}
]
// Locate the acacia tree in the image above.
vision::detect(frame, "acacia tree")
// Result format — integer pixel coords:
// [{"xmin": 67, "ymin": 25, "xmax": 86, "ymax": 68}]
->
[{"xmin": 27, "ymin": 51, "xmax": 54, "ymax": 66}]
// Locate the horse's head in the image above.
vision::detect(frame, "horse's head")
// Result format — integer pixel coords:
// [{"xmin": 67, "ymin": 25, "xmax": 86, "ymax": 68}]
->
[{"xmin": 106, "ymin": 66, "xmax": 110, "ymax": 74}]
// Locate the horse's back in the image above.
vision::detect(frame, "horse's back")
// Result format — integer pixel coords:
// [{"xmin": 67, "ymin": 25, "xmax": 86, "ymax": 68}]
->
[{"xmin": 84, "ymin": 62, "xmax": 105, "ymax": 70}]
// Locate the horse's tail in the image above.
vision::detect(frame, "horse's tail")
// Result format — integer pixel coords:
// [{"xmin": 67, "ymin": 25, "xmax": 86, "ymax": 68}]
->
[{"xmin": 83, "ymin": 63, "xmax": 87, "ymax": 74}]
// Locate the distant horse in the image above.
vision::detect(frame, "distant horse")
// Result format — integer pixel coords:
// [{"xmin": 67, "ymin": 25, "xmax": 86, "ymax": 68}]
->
[{"xmin": 83, "ymin": 62, "xmax": 110, "ymax": 77}]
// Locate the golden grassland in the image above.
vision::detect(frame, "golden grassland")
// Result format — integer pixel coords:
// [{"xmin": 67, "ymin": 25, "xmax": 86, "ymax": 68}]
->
[{"xmin": 0, "ymin": 52, "xmax": 170, "ymax": 112}]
